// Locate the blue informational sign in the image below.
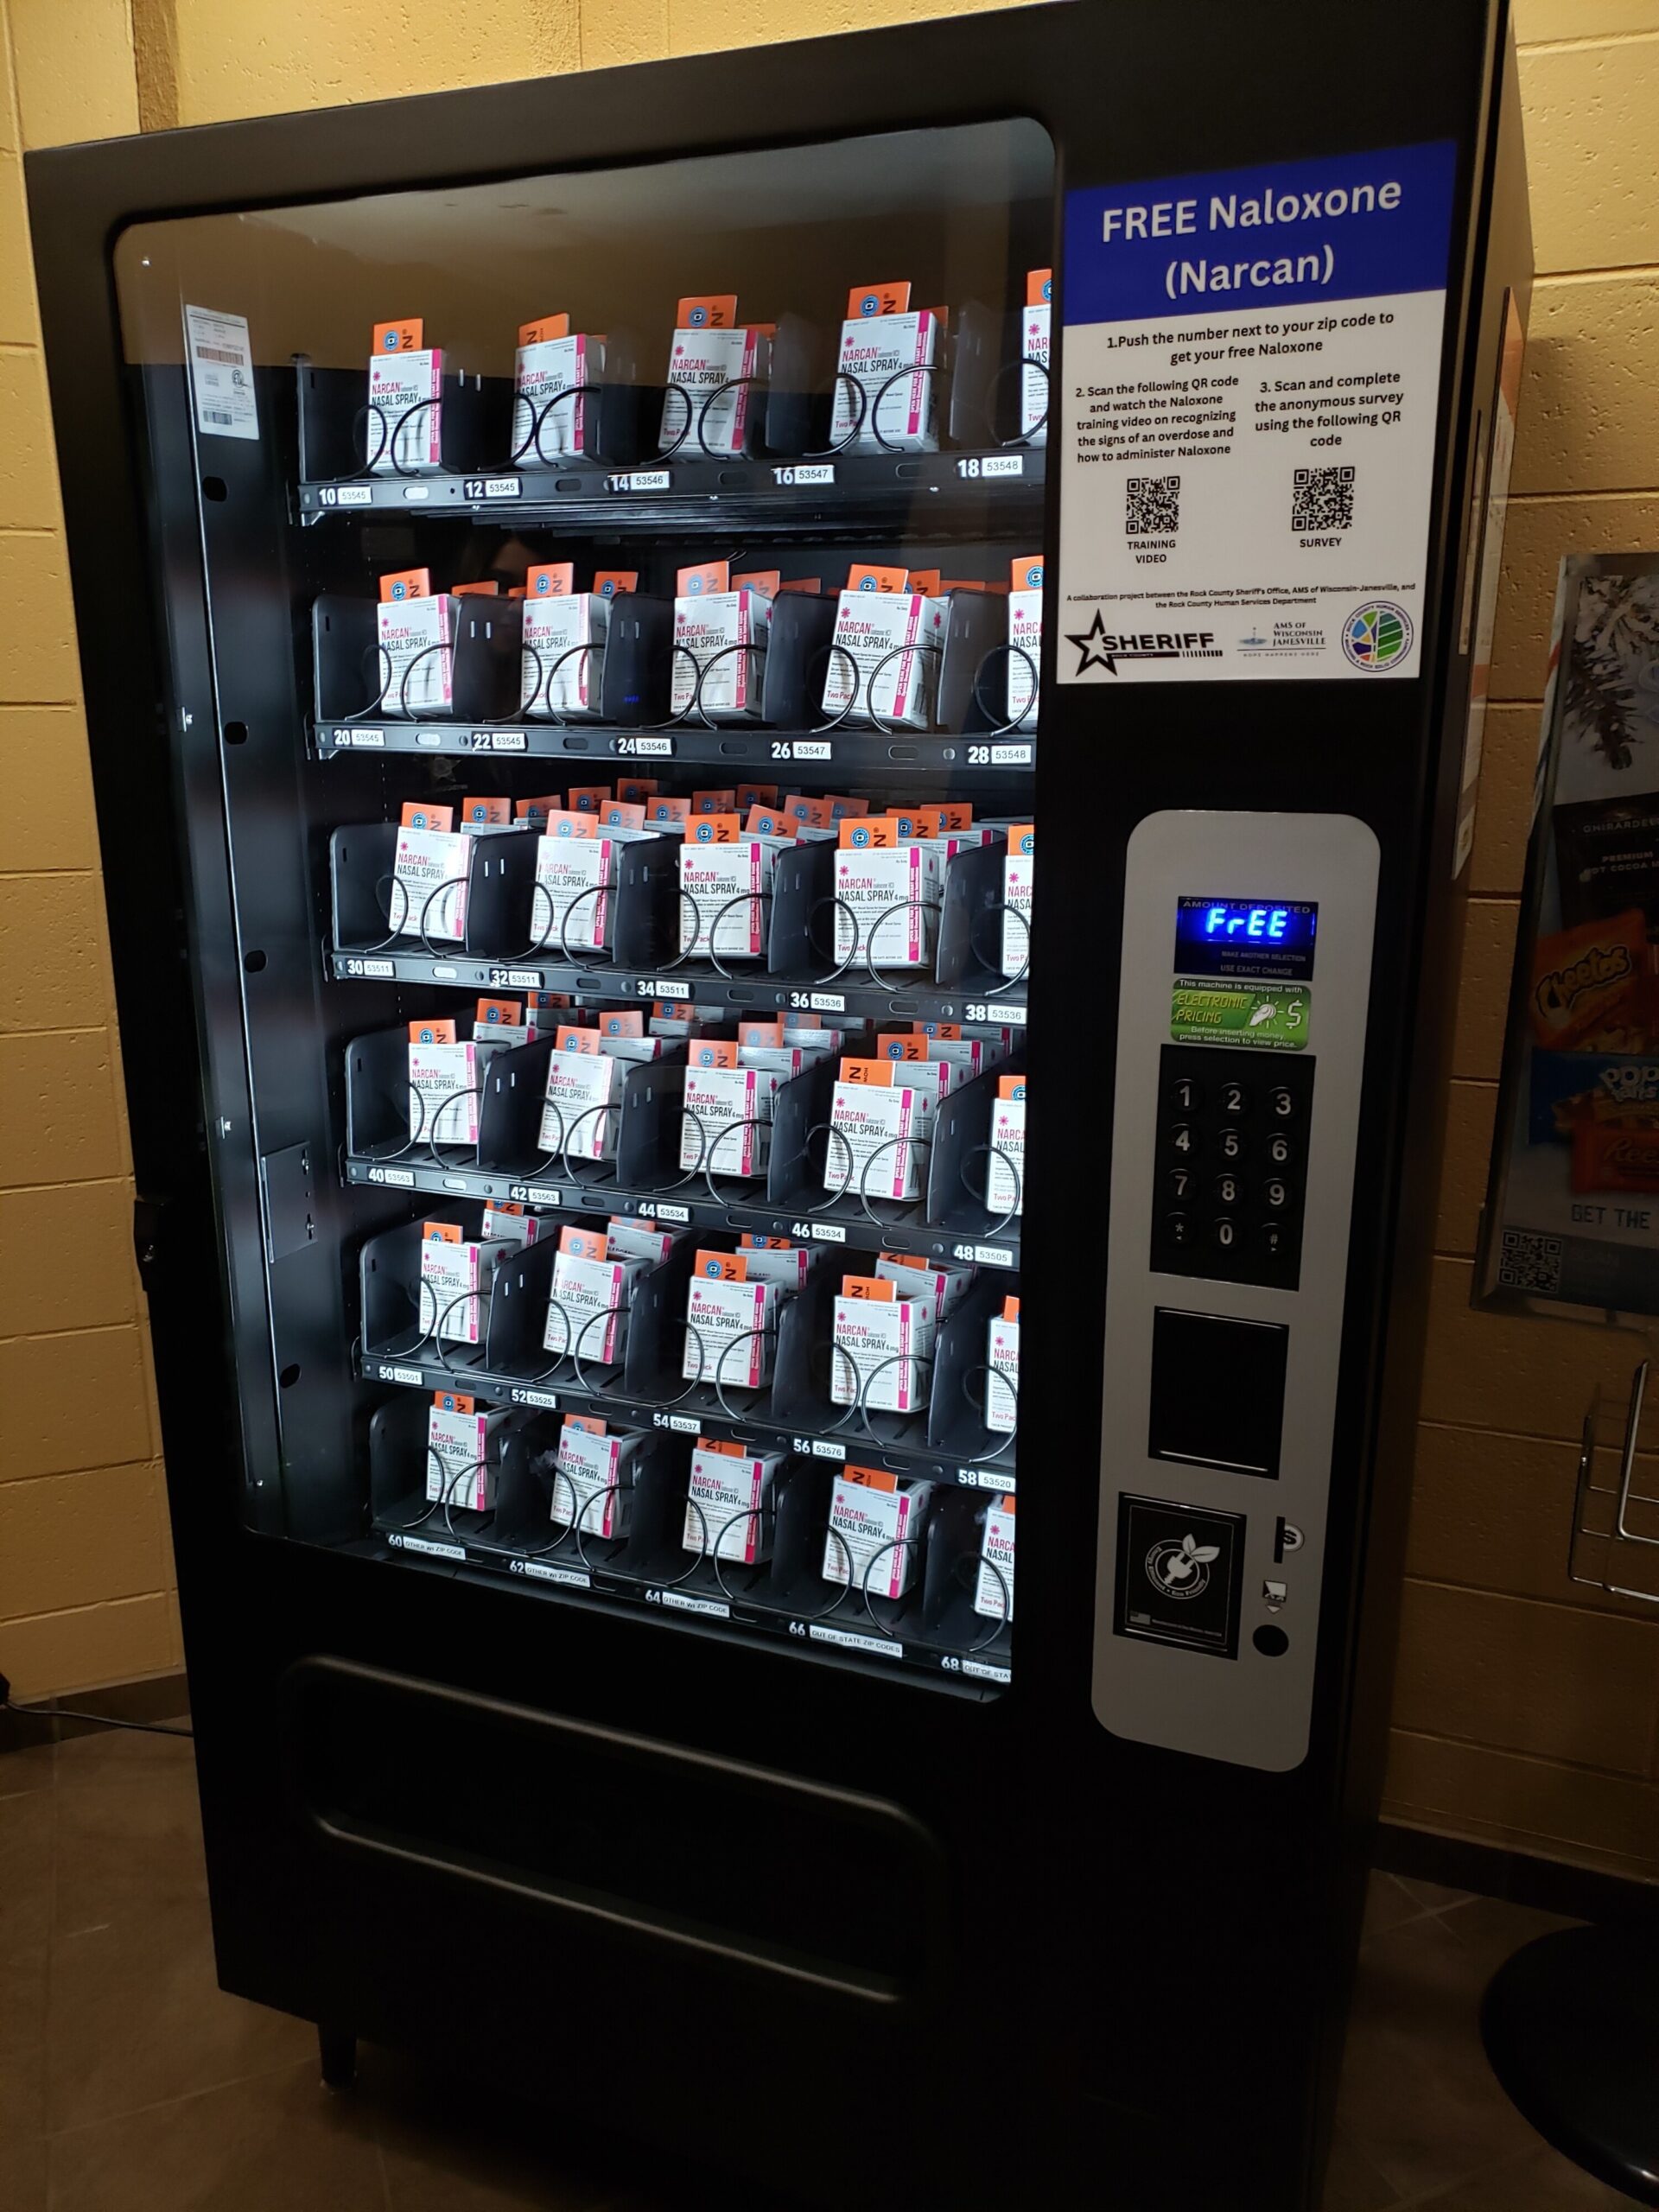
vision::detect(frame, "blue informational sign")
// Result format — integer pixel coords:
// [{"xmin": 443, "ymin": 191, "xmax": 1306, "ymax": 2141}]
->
[{"xmin": 1063, "ymin": 141, "xmax": 1459, "ymax": 325}]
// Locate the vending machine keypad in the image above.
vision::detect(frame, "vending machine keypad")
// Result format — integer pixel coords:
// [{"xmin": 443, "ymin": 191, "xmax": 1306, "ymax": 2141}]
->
[{"xmin": 1152, "ymin": 1045, "xmax": 1315, "ymax": 1289}]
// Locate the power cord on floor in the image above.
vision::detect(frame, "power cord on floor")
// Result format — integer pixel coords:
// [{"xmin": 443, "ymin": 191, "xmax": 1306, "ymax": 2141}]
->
[{"xmin": 0, "ymin": 1671, "xmax": 193, "ymax": 1739}]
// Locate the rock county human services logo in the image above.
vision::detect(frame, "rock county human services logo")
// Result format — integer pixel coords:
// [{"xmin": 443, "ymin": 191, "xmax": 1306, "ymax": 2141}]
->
[{"xmin": 1342, "ymin": 601, "xmax": 1413, "ymax": 671}]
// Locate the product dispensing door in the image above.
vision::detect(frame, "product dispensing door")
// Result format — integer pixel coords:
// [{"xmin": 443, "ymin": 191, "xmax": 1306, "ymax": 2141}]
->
[{"xmin": 27, "ymin": 4, "xmax": 1529, "ymax": 2209}]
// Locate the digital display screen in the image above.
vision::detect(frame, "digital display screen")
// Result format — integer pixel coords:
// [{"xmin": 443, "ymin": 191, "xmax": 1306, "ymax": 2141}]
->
[{"xmin": 1176, "ymin": 897, "xmax": 1319, "ymax": 981}]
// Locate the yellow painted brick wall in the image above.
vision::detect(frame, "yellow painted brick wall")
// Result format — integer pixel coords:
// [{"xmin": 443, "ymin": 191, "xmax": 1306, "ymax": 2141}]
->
[
  {"xmin": 9, "ymin": 0, "xmax": 1659, "ymax": 1883},
  {"xmin": 1383, "ymin": 0, "xmax": 1659, "ymax": 1882},
  {"xmin": 0, "ymin": 0, "xmax": 175, "ymax": 1701}
]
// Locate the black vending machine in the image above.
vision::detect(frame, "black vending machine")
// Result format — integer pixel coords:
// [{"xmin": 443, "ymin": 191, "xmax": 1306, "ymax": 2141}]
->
[{"xmin": 28, "ymin": 5, "xmax": 1530, "ymax": 2205}]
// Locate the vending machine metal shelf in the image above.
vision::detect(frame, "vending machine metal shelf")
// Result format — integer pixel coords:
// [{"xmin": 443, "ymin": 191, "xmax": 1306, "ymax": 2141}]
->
[
  {"xmin": 297, "ymin": 447, "xmax": 1045, "ymax": 528},
  {"xmin": 311, "ymin": 721, "xmax": 1036, "ymax": 771}
]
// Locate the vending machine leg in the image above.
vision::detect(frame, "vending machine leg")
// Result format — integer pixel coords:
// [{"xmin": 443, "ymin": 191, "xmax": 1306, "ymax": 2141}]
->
[{"xmin": 318, "ymin": 2024, "xmax": 358, "ymax": 2092}]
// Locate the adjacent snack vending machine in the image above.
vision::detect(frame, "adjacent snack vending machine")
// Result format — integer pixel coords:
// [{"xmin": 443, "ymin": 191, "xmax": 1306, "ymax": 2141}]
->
[{"xmin": 27, "ymin": 3, "xmax": 1529, "ymax": 2205}]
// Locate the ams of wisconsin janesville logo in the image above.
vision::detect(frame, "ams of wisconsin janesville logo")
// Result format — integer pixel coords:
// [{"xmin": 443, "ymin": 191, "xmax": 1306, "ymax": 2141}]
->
[{"xmin": 1065, "ymin": 609, "xmax": 1221, "ymax": 677}]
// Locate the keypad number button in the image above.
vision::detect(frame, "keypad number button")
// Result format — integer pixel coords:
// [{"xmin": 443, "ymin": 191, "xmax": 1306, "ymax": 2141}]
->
[
  {"xmin": 1168, "ymin": 1123, "xmax": 1197, "ymax": 1156},
  {"xmin": 1217, "ymin": 1128, "xmax": 1246, "ymax": 1163},
  {"xmin": 1268, "ymin": 1086, "xmax": 1297, "ymax": 1122},
  {"xmin": 1170, "ymin": 1075, "xmax": 1202, "ymax": 1113},
  {"xmin": 1263, "ymin": 1179, "xmax": 1289, "ymax": 1211},
  {"xmin": 1213, "ymin": 1217, "xmax": 1239, "ymax": 1252},
  {"xmin": 1261, "ymin": 1221, "xmax": 1285, "ymax": 1258},
  {"xmin": 1167, "ymin": 1168, "xmax": 1192, "ymax": 1201},
  {"xmin": 1219, "ymin": 1080, "xmax": 1249, "ymax": 1118},
  {"xmin": 1268, "ymin": 1133, "xmax": 1294, "ymax": 1167},
  {"xmin": 1215, "ymin": 1173, "xmax": 1241, "ymax": 1206},
  {"xmin": 1166, "ymin": 1212, "xmax": 1192, "ymax": 1249}
]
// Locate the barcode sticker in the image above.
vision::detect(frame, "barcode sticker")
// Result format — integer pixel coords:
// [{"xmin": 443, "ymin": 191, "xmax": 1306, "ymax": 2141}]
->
[{"xmin": 184, "ymin": 307, "xmax": 258, "ymax": 442}]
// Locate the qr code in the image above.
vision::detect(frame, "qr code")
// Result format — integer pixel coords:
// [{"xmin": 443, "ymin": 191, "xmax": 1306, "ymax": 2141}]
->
[
  {"xmin": 1292, "ymin": 465, "xmax": 1356, "ymax": 531},
  {"xmin": 1125, "ymin": 475, "xmax": 1180, "ymax": 537},
  {"xmin": 1497, "ymin": 1228, "xmax": 1564, "ymax": 1294}
]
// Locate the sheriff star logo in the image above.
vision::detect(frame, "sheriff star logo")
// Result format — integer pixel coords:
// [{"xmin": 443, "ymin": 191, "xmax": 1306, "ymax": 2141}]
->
[{"xmin": 1065, "ymin": 609, "xmax": 1118, "ymax": 677}]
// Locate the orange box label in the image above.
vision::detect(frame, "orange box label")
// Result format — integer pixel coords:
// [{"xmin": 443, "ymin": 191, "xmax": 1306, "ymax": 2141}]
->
[
  {"xmin": 559, "ymin": 1225, "xmax": 607, "ymax": 1260},
  {"xmin": 694, "ymin": 1248, "xmax": 747, "ymax": 1281},
  {"xmin": 460, "ymin": 796, "xmax": 510, "ymax": 826},
  {"xmin": 846, "ymin": 562, "xmax": 907, "ymax": 594},
  {"xmin": 594, "ymin": 570, "xmax": 638, "ymax": 599},
  {"xmin": 380, "ymin": 567, "xmax": 431, "ymax": 603},
  {"xmin": 526, "ymin": 562, "xmax": 573, "ymax": 598},
  {"xmin": 846, "ymin": 282, "xmax": 911, "ymax": 318},
  {"xmin": 423, "ymin": 1221, "xmax": 462, "ymax": 1243},
  {"xmin": 409, "ymin": 1018, "xmax": 457, "ymax": 1045},
  {"xmin": 474, "ymin": 998, "xmax": 522, "ymax": 1027},
  {"xmin": 677, "ymin": 295, "xmax": 740, "ymax": 329},
  {"xmin": 373, "ymin": 319, "xmax": 423, "ymax": 353},
  {"xmin": 677, "ymin": 559, "xmax": 730, "ymax": 597},
  {"xmin": 518, "ymin": 314, "xmax": 571, "ymax": 345},
  {"xmin": 733, "ymin": 570, "xmax": 780, "ymax": 597},
  {"xmin": 400, "ymin": 802, "xmax": 454, "ymax": 831},
  {"xmin": 841, "ymin": 1274, "xmax": 898, "ymax": 1302}
]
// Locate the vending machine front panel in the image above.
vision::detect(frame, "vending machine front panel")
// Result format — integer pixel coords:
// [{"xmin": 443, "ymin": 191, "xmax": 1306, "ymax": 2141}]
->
[{"xmin": 26, "ymin": 4, "xmax": 1529, "ymax": 2206}]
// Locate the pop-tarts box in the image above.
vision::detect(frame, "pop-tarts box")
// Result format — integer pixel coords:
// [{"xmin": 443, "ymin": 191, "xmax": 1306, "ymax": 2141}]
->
[
  {"xmin": 369, "ymin": 320, "xmax": 443, "ymax": 474},
  {"xmin": 1528, "ymin": 1051, "xmax": 1659, "ymax": 1146},
  {"xmin": 830, "ymin": 282, "xmax": 940, "ymax": 454}
]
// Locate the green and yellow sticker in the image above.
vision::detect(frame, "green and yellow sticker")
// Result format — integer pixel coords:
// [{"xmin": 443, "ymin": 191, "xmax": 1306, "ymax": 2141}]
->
[{"xmin": 1171, "ymin": 981, "xmax": 1311, "ymax": 1050}]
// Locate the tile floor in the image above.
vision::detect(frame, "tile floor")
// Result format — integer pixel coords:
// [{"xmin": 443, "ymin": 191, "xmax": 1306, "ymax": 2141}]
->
[{"xmin": 0, "ymin": 1726, "xmax": 1632, "ymax": 2210}]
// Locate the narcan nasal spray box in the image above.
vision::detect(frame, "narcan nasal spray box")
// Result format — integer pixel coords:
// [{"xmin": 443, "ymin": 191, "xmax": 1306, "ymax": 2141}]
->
[
  {"xmin": 1001, "ymin": 823, "xmax": 1034, "ymax": 980},
  {"xmin": 407, "ymin": 1019, "xmax": 483, "ymax": 1147},
  {"xmin": 823, "ymin": 1465, "xmax": 935, "ymax": 1600},
  {"xmin": 551, "ymin": 1413, "xmax": 639, "ymax": 1539},
  {"xmin": 369, "ymin": 320, "xmax": 443, "ymax": 474},
  {"xmin": 418, "ymin": 1219, "xmax": 495, "ymax": 1344},
  {"xmin": 875, "ymin": 1253, "xmax": 974, "ymax": 1323},
  {"xmin": 677, "ymin": 813, "xmax": 784, "ymax": 963},
  {"xmin": 481, "ymin": 1199, "xmax": 543, "ymax": 1249},
  {"xmin": 513, "ymin": 315, "xmax": 603, "ymax": 461},
  {"xmin": 538, "ymin": 1040, "xmax": 624, "ymax": 1160},
  {"xmin": 830, "ymin": 283, "xmax": 940, "ymax": 454},
  {"xmin": 830, "ymin": 1273, "xmax": 936, "ymax": 1414},
  {"xmin": 987, "ymin": 1295, "xmax": 1020, "ymax": 1433},
  {"xmin": 683, "ymin": 1251, "xmax": 779, "ymax": 1391},
  {"xmin": 532, "ymin": 810, "xmax": 617, "ymax": 955},
  {"xmin": 734, "ymin": 1232, "xmax": 817, "ymax": 1291},
  {"xmin": 607, "ymin": 1215, "xmax": 682, "ymax": 1265},
  {"xmin": 683, "ymin": 1437, "xmax": 781, "ymax": 1564},
  {"xmin": 519, "ymin": 562, "xmax": 610, "ymax": 719},
  {"xmin": 821, "ymin": 565, "xmax": 945, "ymax": 731},
  {"xmin": 662, "ymin": 296, "xmax": 768, "ymax": 459},
  {"xmin": 671, "ymin": 562, "xmax": 772, "ymax": 721},
  {"xmin": 1007, "ymin": 556, "xmax": 1043, "ymax": 729},
  {"xmin": 834, "ymin": 815, "xmax": 942, "ymax": 970},
  {"xmin": 681, "ymin": 1040, "xmax": 770, "ymax": 1179},
  {"xmin": 426, "ymin": 1389, "xmax": 506, "ymax": 1511},
  {"xmin": 1020, "ymin": 269, "xmax": 1052, "ymax": 445},
  {"xmin": 987, "ymin": 1075, "xmax": 1027, "ymax": 1217},
  {"xmin": 826, "ymin": 1058, "xmax": 935, "ymax": 1203},
  {"xmin": 378, "ymin": 569, "xmax": 457, "ymax": 718},
  {"xmin": 545, "ymin": 1224, "xmax": 646, "ymax": 1367},
  {"xmin": 975, "ymin": 1495, "xmax": 1016, "ymax": 1621},
  {"xmin": 474, "ymin": 995, "xmax": 537, "ymax": 1050}
]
